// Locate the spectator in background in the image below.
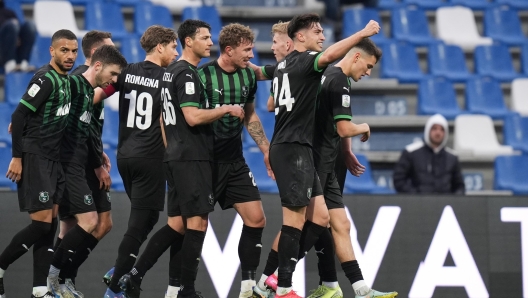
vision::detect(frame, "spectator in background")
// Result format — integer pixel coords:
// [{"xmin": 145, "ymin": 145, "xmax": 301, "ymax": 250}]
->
[
  {"xmin": 318, "ymin": 0, "xmax": 379, "ymax": 22},
  {"xmin": 393, "ymin": 113, "xmax": 465, "ymax": 194},
  {"xmin": 0, "ymin": 0, "xmax": 36, "ymax": 73}
]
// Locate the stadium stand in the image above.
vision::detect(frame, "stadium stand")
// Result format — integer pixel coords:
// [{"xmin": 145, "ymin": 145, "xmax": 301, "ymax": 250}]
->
[
  {"xmin": 380, "ymin": 41, "xmax": 423, "ymax": 83},
  {"xmin": 465, "ymin": 76, "xmax": 511, "ymax": 119},
  {"xmin": 342, "ymin": 8, "xmax": 389, "ymax": 44},
  {"xmin": 474, "ymin": 44, "xmax": 522, "ymax": 82},
  {"xmin": 134, "ymin": 1, "xmax": 174, "ymax": 35},
  {"xmin": 511, "ymin": 78, "xmax": 528, "ymax": 116},
  {"xmin": 403, "ymin": 0, "xmax": 448, "ymax": 10},
  {"xmin": 104, "ymin": 144, "xmax": 125, "ymax": 191},
  {"xmin": 182, "ymin": 6, "xmax": 222, "ymax": 43},
  {"xmin": 428, "ymin": 42, "xmax": 471, "ymax": 82},
  {"xmin": 0, "ymin": 103, "xmax": 14, "ymax": 144},
  {"xmin": 417, "ymin": 76, "xmax": 463, "ymax": 119},
  {"xmin": 450, "ymin": 0, "xmax": 492, "ymax": 10},
  {"xmin": 520, "ymin": 43, "xmax": 528, "ymax": 75},
  {"xmin": 344, "ymin": 154, "xmax": 395, "ymax": 194},
  {"xmin": 4, "ymin": 72, "xmax": 34, "ymax": 106},
  {"xmin": 377, "ymin": 0, "xmax": 403, "ymax": 9},
  {"xmin": 436, "ymin": 6, "xmax": 493, "ymax": 51},
  {"xmin": 102, "ymin": 107, "xmax": 119, "ymax": 148},
  {"xmin": 4, "ymin": 0, "xmax": 24, "ymax": 21},
  {"xmin": 391, "ymin": 6, "xmax": 436, "ymax": 46},
  {"xmin": 496, "ymin": 0, "xmax": 528, "ymax": 9},
  {"xmin": 503, "ymin": 113, "xmax": 528, "ymax": 153},
  {"xmin": 0, "ymin": 142, "xmax": 15, "ymax": 190},
  {"xmin": 494, "ymin": 155, "xmax": 528, "ymax": 194},
  {"xmin": 120, "ymin": 34, "xmax": 143, "ymax": 63},
  {"xmin": 484, "ymin": 5, "xmax": 526, "ymax": 46},
  {"xmin": 33, "ymin": 0, "xmax": 87, "ymax": 37},
  {"xmin": 85, "ymin": 1, "xmax": 129, "ymax": 39}
]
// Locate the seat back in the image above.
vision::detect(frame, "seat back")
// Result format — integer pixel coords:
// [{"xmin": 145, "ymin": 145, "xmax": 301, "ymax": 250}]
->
[
  {"xmin": 454, "ymin": 114, "xmax": 513, "ymax": 155},
  {"xmin": 85, "ymin": 1, "xmax": 127, "ymax": 37},
  {"xmin": 436, "ymin": 6, "xmax": 492, "ymax": 50},
  {"xmin": 503, "ymin": 113, "xmax": 528, "ymax": 151},
  {"xmin": 521, "ymin": 43, "xmax": 528, "ymax": 75},
  {"xmin": 243, "ymin": 148, "xmax": 278, "ymax": 193},
  {"xmin": 5, "ymin": 72, "xmax": 35, "ymax": 106},
  {"xmin": 102, "ymin": 107, "xmax": 120, "ymax": 148},
  {"xmin": 29, "ymin": 36, "xmax": 52, "ymax": 68},
  {"xmin": 182, "ymin": 6, "xmax": 222, "ymax": 43},
  {"xmin": 4, "ymin": 0, "xmax": 25, "ymax": 21},
  {"xmin": 344, "ymin": 154, "xmax": 394, "ymax": 194},
  {"xmin": 391, "ymin": 6, "xmax": 432, "ymax": 44},
  {"xmin": 404, "ymin": 0, "xmax": 449, "ymax": 9},
  {"xmin": 465, "ymin": 76, "xmax": 508, "ymax": 118},
  {"xmin": 496, "ymin": 0, "xmax": 528, "ymax": 9},
  {"xmin": 34, "ymin": 1, "xmax": 82, "ymax": 37},
  {"xmin": 494, "ymin": 155, "xmax": 528, "ymax": 194},
  {"xmin": 0, "ymin": 143, "xmax": 14, "ymax": 188},
  {"xmin": 0, "ymin": 103, "xmax": 15, "ymax": 143},
  {"xmin": 450, "ymin": 0, "xmax": 492, "ymax": 9},
  {"xmin": 342, "ymin": 8, "xmax": 387, "ymax": 43},
  {"xmin": 134, "ymin": 2, "xmax": 173, "ymax": 34},
  {"xmin": 417, "ymin": 76, "xmax": 462, "ymax": 119},
  {"xmin": 120, "ymin": 34, "xmax": 143, "ymax": 63},
  {"xmin": 484, "ymin": 5, "xmax": 524, "ymax": 43},
  {"xmin": 428, "ymin": 42, "xmax": 469, "ymax": 80},
  {"xmin": 511, "ymin": 78, "xmax": 528, "ymax": 116},
  {"xmin": 380, "ymin": 41, "xmax": 422, "ymax": 80},
  {"xmin": 474, "ymin": 44, "xmax": 516, "ymax": 78}
]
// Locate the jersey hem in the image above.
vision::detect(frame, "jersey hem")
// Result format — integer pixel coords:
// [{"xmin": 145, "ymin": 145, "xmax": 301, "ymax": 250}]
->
[{"xmin": 334, "ymin": 115, "xmax": 352, "ymax": 121}]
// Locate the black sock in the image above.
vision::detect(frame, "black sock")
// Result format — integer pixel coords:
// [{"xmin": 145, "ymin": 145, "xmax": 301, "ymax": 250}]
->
[
  {"xmin": 263, "ymin": 249, "xmax": 279, "ymax": 277},
  {"xmin": 131, "ymin": 225, "xmax": 184, "ymax": 285},
  {"xmin": 314, "ymin": 228, "xmax": 337, "ymax": 283},
  {"xmin": 53, "ymin": 237, "xmax": 62, "ymax": 252},
  {"xmin": 239, "ymin": 225, "xmax": 263, "ymax": 281},
  {"xmin": 0, "ymin": 220, "xmax": 51, "ymax": 270},
  {"xmin": 277, "ymin": 225, "xmax": 301, "ymax": 288},
  {"xmin": 169, "ymin": 241, "xmax": 183, "ymax": 287},
  {"xmin": 51, "ymin": 225, "xmax": 90, "ymax": 270},
  {"xmin": 298, "ymin": 220, "xmax": 326, "ymax": 261},
  {"xmin": 341, "ymin": 260, "xmax": 364, "ymax": 285},
  {"xmin": 33, "ymin": 218, "xmax": 57, "ymax": 287},
  {"xmin": 63, "ymin": 234, "xmax": 99, "ymax": 280},
  {"xmin": 180, "ymin": 229, "xmax": 206, "ymax": 293}
]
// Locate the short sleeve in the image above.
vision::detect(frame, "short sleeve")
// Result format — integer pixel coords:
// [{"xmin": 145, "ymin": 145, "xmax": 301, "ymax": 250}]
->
[
  {"xmin": 327, "ymin": 76, "xmax": 353, "ymax": 122},
  {"xmin": 262, "ymin": 65, "xmax": 276, "ymax": 79},
  {"xmin": 175, "ymin": 68, "xmax": 201, "ymax": 108},
  {"xmin": 300, "ymin": 51, "xmax": 324, "ymax": 74},
  {"xmin": 247, "ymin": 69, "xmax": 258, "ymax": 103},
  {"xmin": 20, "ymin": 73, "xmax": 54, "ymax": 112}
]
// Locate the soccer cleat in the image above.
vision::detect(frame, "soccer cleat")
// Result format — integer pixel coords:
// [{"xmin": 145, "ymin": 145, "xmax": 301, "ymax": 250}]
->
[
  {"xmin": 32, "ymin": 292, "xmax": 59, "ymax": 298},
  {"xmin": 264, "ymin": 274, "xmax": 278, "ymax": 291},
  {"xmin": 252, "ymin": 286, "xmax": 275, "ymax": 298},
  {"xmin": 118, "ymin": 273, "xmax": 141, "ymax": 298},
  {"xmin": 103, "ymin": 267, "xmax": 115, "ymax": 287},
  {"xmin": 103, "ymin": 288, "xmax": 125, "ymax": 298},
  {"xmin": 332, "ymin": 287, "xmax": 343, "ymax": 298},
  {"xmin": 178, "ymin": 291, "xmax": 203, "ymax": 298},
  {"xmin": 307, "ymin": 285, "xmax": 338, "ymax": 298},
  {"xmin": 164, "ymin": 292, "xmax": 178, "ymax": 298},
  {"xmin": 275, "ymin": 290, "xmax": 301, "ymax": 298},
  {"xmin": 239, "ymin": 289, "xmax": 254, "ymax": 298},
  {"xmin": 64, "ymin": 279, "xmax": 84, "ymax": 298},
  {"xmin": 355, "ymin": 289, "xmax": 398, "ymax": 298},
  {"xmin": 47, "ymin": 276, "xmax": 65, "ymax": 298}
]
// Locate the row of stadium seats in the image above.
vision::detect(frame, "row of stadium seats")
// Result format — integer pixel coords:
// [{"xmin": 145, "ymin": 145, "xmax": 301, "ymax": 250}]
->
[{"xmin": 378, "ymin": 0, "xmax": 528, "ymax": 10}]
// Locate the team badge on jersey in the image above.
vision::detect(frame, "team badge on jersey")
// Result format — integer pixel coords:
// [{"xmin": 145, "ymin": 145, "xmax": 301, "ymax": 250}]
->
[
  {"xmin": 186, "ymin": 82, "xmax": 195, "ymax": 95},
  {"xmin": 84, "ymin": 194, "xmax": 93, "ymax": 205},
  {"xmin": 242, "ymin": 86, "xmax": 249, "ymax": 97},
  {"xmin": 39, "ymin": 191, "xmax": 49, "ymax": 203},
  {"xmin": 28, "ymin": 84, "xmax": 41, "ymax": 97},
  {"xmin": 342, "ymin": 95, "xmax": 350, "ymax": 108},
  {"xmin": 307, "ymin": 188, "xmax": 312, "ymax": 199},
  {"xmin": 208, "ymin": 193, "xmax": 214, "ymax": 206},
  {"xmin": 106, "ymin": 192, "xmax": 111, "ymax": 202}
]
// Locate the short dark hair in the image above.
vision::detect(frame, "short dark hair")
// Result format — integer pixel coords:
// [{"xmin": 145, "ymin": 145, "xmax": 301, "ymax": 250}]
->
[
  {"xmin": 51, "ymin": 29, "xmax": 77, "ymax": 44},
  {"xmin": 177, "ymin": 19, "xmax": 211, "ymax": 49},
  {"xmin": 82, "ymin": 30, "xmax": 112, "ymax": 59},
  {"xmin": 218, "ymin": 23, "xmax": 254, "ymax": 53},
  {"xmin": 140, "ymin": 25, "xmax": 177, "ymax": 54},
  {"xmin": 287, "ymin": 13, "xmax": 320, "ymax": 40},
  {"xmin": 354, "ymin": 38, "xmax": 382, "ymax": 63},
  {"xmin": 90, "ymin": 45, "xmax": 128, "ymax": 69}
]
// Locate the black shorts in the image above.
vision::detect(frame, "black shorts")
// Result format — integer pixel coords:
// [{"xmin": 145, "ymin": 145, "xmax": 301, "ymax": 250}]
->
[
  {"xmin": 59, "ymin": 162, "xmax": 97, "ymax": 218},
  {"xmin": 86, "ymin": 166, "xmax": 112, "ymax": 214},
  {"xmin": 17, "ymin": 153, "xmax": 65, "ymax": 213},
  {"xmin": 269, "ymin": 143, "xmax": 323, "ymax": 207},
  {"xmin": 213, "ymin": 159, "xmax": 261, "ymax": 210},
  {"xmin": 334, "ymin": 145, "xmax": 347, "ymax": 195},
  {"xmin": 118, "ymin": 158, "xmax": 165, "ymax": 211},
  {"xmin": 319, "ymin": 171, "xmax": 344, "ymax": 210},
  {"xmin": 165, "ymin": 160, "xmax": 214, "ymax": 217}
]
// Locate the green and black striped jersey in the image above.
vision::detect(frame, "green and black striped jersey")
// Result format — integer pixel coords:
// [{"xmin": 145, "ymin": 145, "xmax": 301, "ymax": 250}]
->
[
  {"xmin": 199, "ymin": 60, "xmax": 257, "ymax": 162},
  {"xmin": 313, "ymin": 66, "xmax": 353, "ymax": 173},
  {"xmin": 20, "ymin": 64, "xmax": 71, "ymax": 161},
  {"xmin": 60, "ymin": 73, "xmax": 95, "ymax": 166}
]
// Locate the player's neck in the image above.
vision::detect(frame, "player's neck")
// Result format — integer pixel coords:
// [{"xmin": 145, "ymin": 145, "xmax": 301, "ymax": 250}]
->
[
  {"xmin": 49, "ymin": 61, "xmax": 68, "ymax": 75},
  {"xmin": 217, "ymin": 55, "xmax": 237, "ymax": 72},
  {"xmin": 179, "ymin": 50, "xmax": 201, "ymax": 67},
  {"xmin": 293, "ymin": 42, "xmax": 308, "ymax": 53},
  {"xmin": 84, "ymin": 59, "xmax": 91, "ymax": 66},
  {"xmin": 82, "ymin": 67, "xmax": 97, "ymax": 88},
  {"xmin": 144, "ymin": 54, "xmax": 163, "ymax": 67}
]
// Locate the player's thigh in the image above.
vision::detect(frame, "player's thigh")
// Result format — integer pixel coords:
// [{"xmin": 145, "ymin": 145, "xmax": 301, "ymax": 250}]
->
[
  {"xmin": 123, "ymin": 158, "xmax": 165, "ymax": 211},
  {"xmin": 319, "ymin": 171, "xmax": 345, "ymax": 210},
  {"xmin": 222, "ymin": 161, "xmax": 261, "ymax": 210},
  {"xmin": 59, "ymin": 162, "xmax": 96, "ymax": 219},
  {"xmin": 170, "ymin": 161, "xmax": 214, "ymax": 218}
]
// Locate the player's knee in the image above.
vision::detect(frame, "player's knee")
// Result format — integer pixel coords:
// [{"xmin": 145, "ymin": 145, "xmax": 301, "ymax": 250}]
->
[
  {"xmin": 245, "ymin": 213, "xmax": 266, "ymax": 228},
  {"xmin": 332, "ymin": 216, "xmax": 351, "ymax": 235}
]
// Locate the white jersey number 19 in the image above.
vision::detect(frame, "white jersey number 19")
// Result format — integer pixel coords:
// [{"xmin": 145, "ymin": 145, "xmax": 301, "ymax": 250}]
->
[
  {"xmin": 272, "ymin": 73, "xmax": 295, "ymax": 115},
  {"xmin": 125, "ymin": 90, "xmax": 153, "ymax": 130}
]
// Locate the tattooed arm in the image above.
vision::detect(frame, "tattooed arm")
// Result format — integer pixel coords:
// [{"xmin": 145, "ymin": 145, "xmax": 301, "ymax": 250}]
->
[{"xmin": 244, "ymin": 102, "xmax": 275, "ymax": 180}]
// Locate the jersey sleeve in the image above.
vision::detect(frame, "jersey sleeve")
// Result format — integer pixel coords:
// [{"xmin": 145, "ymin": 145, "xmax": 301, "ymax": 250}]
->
[
  {"xmin": 20, "ymin": 73, "xmax": 54, "ymax": 112},
  {"xmin": 175, "ymin": 68, "xmax": 201, "ymax": 108},
  {"xmin": 247, "ymin": 69, "xmax": 257, "ymax": 103},
  {"xmin": 327, "ymin": 76, "xmax": 353, "ymax": 122},
  {"xmin": 301, "ymin": 51, "xmax": 325, "ymax": 74},
  {"xmin": 261, "ymin": 64, "xmax": 276, "ymax": 79}
]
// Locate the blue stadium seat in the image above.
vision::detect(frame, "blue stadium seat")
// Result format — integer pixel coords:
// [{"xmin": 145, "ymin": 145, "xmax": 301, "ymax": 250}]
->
[
  {"xmin": 182, "ymin": 6, "xmax": 222, "ymax": 44},
  {"xmin": 522, "ymin": 43, "xmax": 528, "ymax": 75},
  {"xmin": 4, "ymin": 0, "xmax": 24, "ymax": 21},
  {"xmin": 495, "ymin": 0, "xmax": 528, "ymax": 9},
  {"xmin": 344, "ymin": 154, "xmax": 395, "ymax": 194},
  {"xmin": 104, "ymin": 145, "xmax": 125, "ymax": 192},
  {"xmin": 378, "ymin": 0, "xmax": 403, "ymax": 9},
  {"xmin": 428, "ymin": 42, "xmax": 470, "ymax": 82},
  {"xmin": 417, "ymin": 76, "xmax": 464, "ymax": 119},
  {"xmin": 503, "ymin": 113, "xmax": 528, "ymax": 153},
  {"xmin": 474, "ymin": 44, "xmax": 522, "ymax": 82},
  {"xmin": 354, "ymin": 132, "xmax": 423, "ymax": 151},
  {"xmin": 380, "ymin": 41, "xmax": 423, "ymax": 83},
  {"xmin": 0, "ymin": 143, "xmax": 16, "ymax": 190},
  {"xmin": 450, "ymin": 0, "xmax": 491, "ymax": 9},
  {"xmin": 494, "ymin": 155, "xmax": 528, "ymax": 195},
  {"xmin": 113, "ymin": 0, "xmax": 142, "ymax": 5},
  {"xmin": 342, "ymin": 8, "xmax": 389, "ymax": 45},
  {"xmin": 465, "ymin": 76, "xmax": 510, "ymax": 119},
  {"xmin": 391, "ymin": 6, "xmax": 436, "ymax": 45},
  {"xmin": 484, "ymin": 5, "xmax": 525, "ymax": 45},
  {"xmin": 243, "ymin": 148, "xmax": 278, "ymax": 193},
  {"xmin": 403, "ymin": 0, "xmax": 450, "ymax": 9},
  {"xmin": 102, "ymin": 108, "xmax": 119, "ymax": 148},
  {"xmin": 29, "ymin": 36, "xmax": 52, "ymax": 69},
  {"xmin": 5, "ymin": 72, "xmax": 34, "ymax": 106},
  {"xmin": 119, "ymin": 34, "xmax": 143, "ymax": 63},
  {"xmin": 134, "ymin": 2, "xmax": 173, "ymax": 35},
  {"xmin": 256, "ymin": 81, "xmax": 272, "ymax": 112},
  {"xmin": 85, "ymin": 1, "xmax": 129, "ymax": 40},
  {"xmin": 0, "ymin": 103, "xmax": 15, "ymax": 144}
]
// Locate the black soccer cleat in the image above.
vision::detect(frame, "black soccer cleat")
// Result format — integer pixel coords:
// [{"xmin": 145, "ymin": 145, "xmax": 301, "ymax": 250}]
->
[{"xmin": 118, "ymin": 273, "xmax": 142, "ymax": 298}]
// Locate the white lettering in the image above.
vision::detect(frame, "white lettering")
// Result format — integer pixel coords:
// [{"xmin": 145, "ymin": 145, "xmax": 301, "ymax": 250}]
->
[
  {"xmin": 124, "ymin": 74, "xmax": 159, "ymax": 88},
  {"xmin": 501, "ymin": 207, "xmax": 528, "ymax": 298},
  {"xmin": 213, "ymin": 103, "xmax": 245, "ymax": 109},
  {"xmin": 56, "ymin": 103, "xmax": 71, "ymax": 116},
  {"xmin": 79, "ymin": 111, "xmax": 92, "ymax": 124}
]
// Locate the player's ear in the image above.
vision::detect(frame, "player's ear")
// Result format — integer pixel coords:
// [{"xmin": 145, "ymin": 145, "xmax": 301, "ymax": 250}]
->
[
  {"xmin": 226, "ymin": 46, "xmax": 233, "ymax": 57},
  {"xmin": 185, "ymin": 36, "xmax": 192, "ymax": 48}
]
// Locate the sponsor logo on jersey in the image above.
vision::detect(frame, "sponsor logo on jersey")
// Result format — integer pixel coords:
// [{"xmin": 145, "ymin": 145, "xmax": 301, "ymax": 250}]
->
[
  {"xmin": 38, "ymin": 78, "xmax": 45, "ymax": 84},
  {"xmin": 343, "ymin": 87, "xmax": 350, "ymax": 92},
  {"xmin": 186, "ymin": 82, "xmax": 195, "ymax": 95},
  {"xmin": 186, "ymin": 73, "xmax": 193, "ymax": 79},
  {"xmin": 79, "ymin": 111, "xmax": 92, "ymax": 124},
  {"xmin": 214, "ymin": 88, "xmax": 223, "ymax": 95},
  {"xmin": 84, "ymin": 194, "xmax": 93, "ymax": 205},
  {"xmin": 242, "ymin": 86, "xmax": 249, "ymax": 97},
  {"xmin": 27, "ymin": 84, "xmax": 41, "ymax": 97},
  {"xmin": 124, "ymin": 74, "xmax": 159, "ymax": 88},
  {"xmin": 163, "ymin": 72, "xmax": 174, "ymax": 82},
  {"xmin": 39, "ymin": 191, "xmax": 49, "ymax": 203},
  {"xmin": 56, "ymin": 103, "xmax": 71, "ymax": 116},
  {"xmin": 342, "ymin": 95, "xmax": 350, "ymax": 108}
]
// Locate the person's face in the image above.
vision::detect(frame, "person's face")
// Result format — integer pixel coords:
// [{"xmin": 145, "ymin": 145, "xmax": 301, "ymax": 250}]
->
[
  {"xmin": 189, "ymin": 27, "xmax": 213, "ymax": 59},
  {"xmin": 348, "ymin": 52, "xmax": 377, "ymax": 82},
  {"xmin": 50, "ymin": 38, "xmax": 78, "ymax": 74},
  {"xmin": 271, "ymin": 32, "xmax": 292, "ymax": 62},
  {"xmin": 228, "ymin": 40, "xmax": 254, "ymax": 69},
  {"xmin": 429, "ymin": 124, "xmax": 445, "ymax": 146},
  {"xmin": 94, "ymin": 62, "xmax": 121, "ymax": 89},
  {"xmin": 160, "ymin": 40, "xmax": 178, "ymax": 67},
  {"xmin": 301, "ymin": 22, "xmax": 325, "ymax": 52}
]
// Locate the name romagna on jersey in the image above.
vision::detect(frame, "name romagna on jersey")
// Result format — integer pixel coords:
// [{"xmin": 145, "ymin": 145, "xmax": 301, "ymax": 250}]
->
[
  {"xmin": 20, "ymin": 64, "xmax": 71, "ymax": 161},
  {"xmin": 199, "ymin": 60, "xmax": 257, "ymax": 162},
  {"xmin": 271, "ymin": 50, "xmax": 325, "ymax": 147},
  {"xmin": 162, "ymin": 60, "xmax": 213, "ymax": 162},
  {"xmin": 116, "ymin": 61, "xmax": 165, "ymax": 160}
]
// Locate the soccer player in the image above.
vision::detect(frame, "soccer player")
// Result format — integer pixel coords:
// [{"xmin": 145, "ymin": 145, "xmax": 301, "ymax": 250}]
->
[
  {"xmin": 311, "ymin": 38, "xmax": 398, "ymax": 298},
  {"xmin": 46, "ymin": 44, "xmax": 127, "ymax": 298},
  {"xmin": 118, "ymin": 20, "xmax": 244, "ymax": 298},
  {"xmin": 98, "ymin": 25, "xmax": 178, "ymax": 298},
  {"xmin": 0, "ymin": 29, "xmax": 77, "ymax": 298},
  {"xmin": 265, "ymin": 14, "xmax": 380, "ymax": 298},
  {"xmin": 53, "ymin": 30, "xmax": 116, "ymax": 297}
]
